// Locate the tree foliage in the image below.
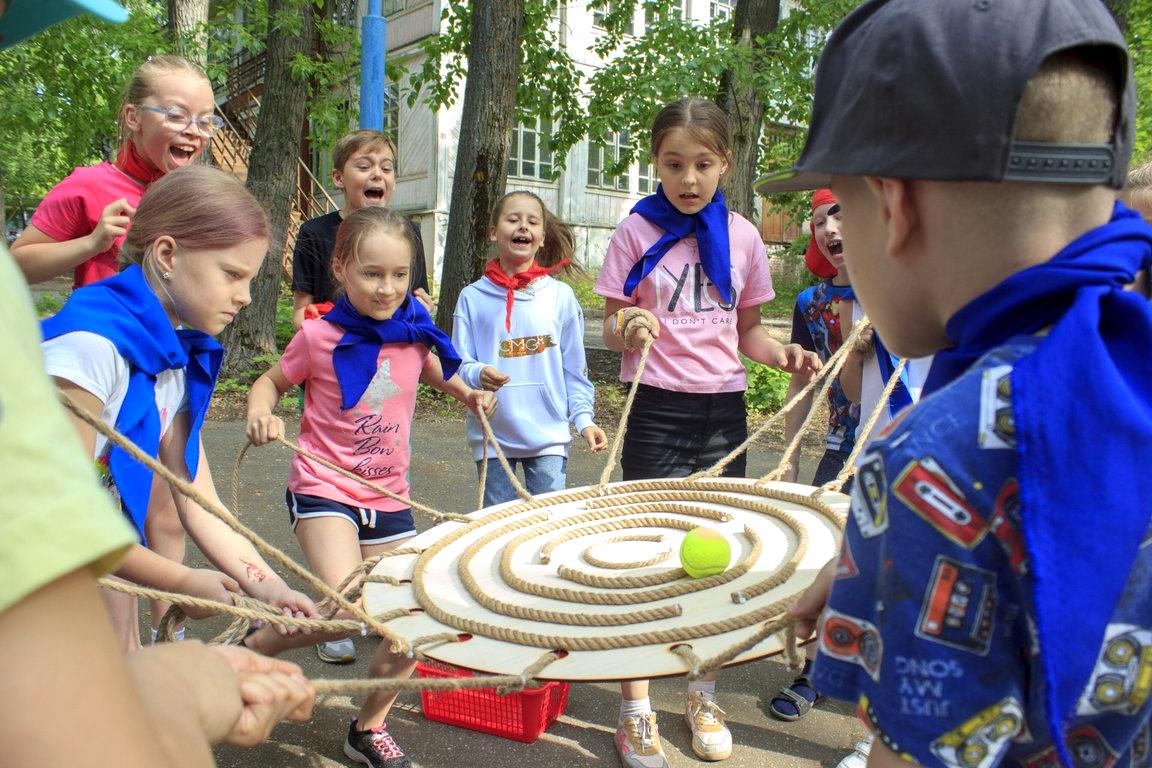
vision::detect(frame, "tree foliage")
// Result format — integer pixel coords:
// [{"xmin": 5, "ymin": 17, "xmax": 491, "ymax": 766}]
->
[{"xmin": 0, "ymin": 0, "xmax": 167, "ymax": 219}]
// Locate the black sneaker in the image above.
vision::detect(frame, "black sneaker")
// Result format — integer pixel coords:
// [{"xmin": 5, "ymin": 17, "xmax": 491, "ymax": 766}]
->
[{"xmin": 343, "ymin": 719, "xmax": 412, "ymax": 768}]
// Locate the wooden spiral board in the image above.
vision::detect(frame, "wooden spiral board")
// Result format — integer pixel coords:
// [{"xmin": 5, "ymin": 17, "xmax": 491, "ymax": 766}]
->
[{"xmin": 362, "ymin": 477, "xmax": 847, "ymax": 682}]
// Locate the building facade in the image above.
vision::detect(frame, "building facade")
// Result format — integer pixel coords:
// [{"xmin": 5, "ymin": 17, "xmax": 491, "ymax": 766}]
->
[{"xmin": 307, "ymin": 0, "xmax": 799, "ymax": 286}]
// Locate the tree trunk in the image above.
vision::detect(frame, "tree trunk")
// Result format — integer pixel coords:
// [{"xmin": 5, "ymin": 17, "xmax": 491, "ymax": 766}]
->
[
  {"xmin": 434, "ymin": 0, "xmax": 527, "ymax": 335},
  {"xmin": 218, "ymin": 0, "xmax": 314, "ymax": 376},
  {"xmin": 1104, "ymin": 0, "xmax": 1128, "ymax": 33},
  {"xmin": 716, "ymin": 0, "xmax": 780, "ymax": 222},
  {"xmin": 167, "ymin": 0, "xmax": 210, "ymax": 67}
]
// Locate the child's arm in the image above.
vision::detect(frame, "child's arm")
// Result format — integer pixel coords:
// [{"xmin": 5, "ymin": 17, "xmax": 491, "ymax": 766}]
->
[
  {"xmin": 11, "ymin": 200, "xmax": 134, "ymax": 284},
  {"xmin": 291, "ymin": 292, "xmax": 314, "ymax": 329},
  {"xmin": 160, "ymin": 418, "xmax": 319, "ymax": 629},
  {"xmin": 0, "ymin": 567, "xmax": 314, "ymax": 768},
  {"xmin": 561, "ymin": 305, "xmax": 607, "ymax": 452},
  {"xmin": 736, "ymin": 306, "xmax": 822, "ymax": 375},
  {"xmin": 246, "ymin": 364, "xmax": 294, "ymax": 445},
  {"xmin": 601, "ymin": 298, "xmax": 660, "ymax": 353},
  {"xmin": 840, "ymin": 324, "xmax": 874, "ymax": 404},
  {"xmin": 54, "ymin": 378, "xmax": 247, "ymax": 617},
  {"xmin": 420, "ymin": 355, "xmax": 498, "ymax": 416},
  {"xmin": 450, "ymin": 300, "xmax": 510, "ymax": 391}
]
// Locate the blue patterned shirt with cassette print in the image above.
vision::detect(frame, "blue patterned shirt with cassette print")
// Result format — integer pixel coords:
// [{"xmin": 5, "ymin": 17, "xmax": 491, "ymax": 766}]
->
[{"xmin": 813, "ymin": 337, "xmax": 1152, "ymax": 768}]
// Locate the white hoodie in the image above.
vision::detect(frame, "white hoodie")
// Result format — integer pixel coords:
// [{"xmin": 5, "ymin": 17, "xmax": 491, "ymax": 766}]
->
[{"xmin": 452, "ymin": 274, "xmax": 596, "ymax": 460}]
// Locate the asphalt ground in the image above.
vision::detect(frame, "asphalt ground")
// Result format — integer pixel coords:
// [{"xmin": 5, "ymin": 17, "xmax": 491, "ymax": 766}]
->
[{"xmin": 188, "ymin": 414, "xmax": 867, "ymax": 768}]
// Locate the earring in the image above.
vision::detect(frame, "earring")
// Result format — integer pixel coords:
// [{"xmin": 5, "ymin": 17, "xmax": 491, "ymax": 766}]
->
[{"xmin": 162, "ymin": 271, "xmax": 172, "ymax": 280}]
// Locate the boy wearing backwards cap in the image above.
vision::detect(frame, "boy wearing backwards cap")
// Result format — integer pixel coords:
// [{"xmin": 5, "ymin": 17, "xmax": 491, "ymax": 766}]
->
[{"xmin": 759, "ymin": 1, "xmax": 1152, "ymax": 767}]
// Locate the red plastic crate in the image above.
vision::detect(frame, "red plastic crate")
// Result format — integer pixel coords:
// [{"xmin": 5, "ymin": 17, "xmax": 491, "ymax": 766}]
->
[{"xmin": 416, "ymin": 660, "xmax": 570, "ymax": 743}]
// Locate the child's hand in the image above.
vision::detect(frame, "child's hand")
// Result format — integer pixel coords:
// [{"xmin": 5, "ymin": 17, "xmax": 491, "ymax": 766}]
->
[
  {"xmin": 412, "ymin": 288, "xmax": 436, "ymax": 315},
  {"xmin": 479, "ymin": 366, "xmax": 510, "ymax": 391},
  {"xmin": 775, "ymin": 343, "xmax": 822, "ymax": 376},
  {"xmin": 852, "ymin": 323, "xmax": 875, "ymax": 356},
  {"xmin": 619, "ymin": 307, "xmax": 660, "ymax": 350},
  {"xmin": 582, "ymin": 425, "xmax": 608, "ymax": 452},
  {"xmin": 469, "ymin": 389, "xmax": 498, "ymax": 418},
  {"xmin": 205, "ymin": 646, "xmax": 315, "ymax": 747},
  {"xmin": 88, "ymin": 198, "xmax": 135, "ymax": 254},
  {"xmin": 172, "ymin": 568, "xmax": 242, "ymax": 619},
  {"xmin": 246, "ymin": 412, "xmax": 285, "ymax": 446},
  {"xmin": 258, "ymin": 585, "xmax": 319, "ymax": 636},
  {"xmin": 788, "ymin": 558, "xmax": 837, "ymax": 640}
]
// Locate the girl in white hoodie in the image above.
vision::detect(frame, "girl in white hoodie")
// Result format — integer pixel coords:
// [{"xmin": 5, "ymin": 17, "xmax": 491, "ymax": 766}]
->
[{"xmin": 452, "ymin": 191, "xmax": 607, "ymax": 506}]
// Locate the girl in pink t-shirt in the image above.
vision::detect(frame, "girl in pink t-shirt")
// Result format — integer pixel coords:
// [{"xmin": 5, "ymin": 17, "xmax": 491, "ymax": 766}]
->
[
  {"xmin": 245, "ymin": 206, "xmax": 495, "ymax": 766},
  {"xmin": 13, "ymin": 55, "xmax": 217, "ymax": 288},
  {"xmin": 593, "ymin": 97, "xmax": 821, "ymax": 767}
]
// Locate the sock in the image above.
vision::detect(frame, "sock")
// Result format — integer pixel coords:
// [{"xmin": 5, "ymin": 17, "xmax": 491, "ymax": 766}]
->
[
  {"xmin": 619, "ymin": 697, "xmax": 652, "ymax": 721},
  {"xmin": 688, "ymin": 679, "xmax": 717, "ymax": 696},
  {"xmin": 150, "ymin": 626, "xmax": 186, "ymax": 643}
]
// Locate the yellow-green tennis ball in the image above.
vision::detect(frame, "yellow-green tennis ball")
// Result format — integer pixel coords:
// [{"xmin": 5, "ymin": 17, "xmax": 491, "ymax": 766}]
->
[{"xmin": 680, "ymin": 527, "xmax": 731, "ymax": 579}]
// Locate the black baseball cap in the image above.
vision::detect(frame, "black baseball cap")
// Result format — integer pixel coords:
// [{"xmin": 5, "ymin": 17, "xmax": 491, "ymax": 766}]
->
[{"xmin": 755, "ymin": 0, "xmax": 1134, "ymax": 194}]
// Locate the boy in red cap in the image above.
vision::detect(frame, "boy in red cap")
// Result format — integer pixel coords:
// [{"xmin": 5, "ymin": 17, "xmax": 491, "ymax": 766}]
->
[{"xmin": 770, "ymin": 187, "xmax": 858, "ymax": 721}]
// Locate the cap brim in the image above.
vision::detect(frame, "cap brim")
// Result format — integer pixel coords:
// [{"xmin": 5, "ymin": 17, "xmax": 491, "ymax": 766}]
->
[
  {"xmin": 0, "ymin": 0, "xmax": 128, "ymax": 49},
  {"xmin": 753, "ymin": 167, "xmax": 832, "ymax": 196}
]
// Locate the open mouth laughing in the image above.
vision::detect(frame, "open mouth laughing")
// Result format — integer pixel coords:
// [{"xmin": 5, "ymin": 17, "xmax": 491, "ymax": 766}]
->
[{"xmin": 170, "ymin": 143, "xmax": 197, "ymax": 165}]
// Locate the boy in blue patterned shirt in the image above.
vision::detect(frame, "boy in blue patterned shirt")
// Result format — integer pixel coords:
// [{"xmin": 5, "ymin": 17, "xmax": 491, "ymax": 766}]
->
[{"xmin": 758, "ymin": 1, "xmax": 1152, "ymax": 766}]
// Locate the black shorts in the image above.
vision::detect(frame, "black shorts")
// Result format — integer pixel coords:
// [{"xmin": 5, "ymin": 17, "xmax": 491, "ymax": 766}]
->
[
  {"xmin": 285, "ymin": 490, "xmax": 415, "ymax": 545},
  {"xmin": 621, "ymin": 384, "xmax": 748, "ymax": 481}
]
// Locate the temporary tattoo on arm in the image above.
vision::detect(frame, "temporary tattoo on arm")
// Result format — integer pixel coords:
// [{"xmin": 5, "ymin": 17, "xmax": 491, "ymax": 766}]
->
[{"xmin": 240, "ymin": 558, "xmax": 268, "ymax": 583}]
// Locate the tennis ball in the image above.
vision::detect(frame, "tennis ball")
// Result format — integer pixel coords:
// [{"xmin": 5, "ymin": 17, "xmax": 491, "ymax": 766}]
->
[{"xmin": 679, "ymin": 527, "xmax": 731, "ymax": 579}]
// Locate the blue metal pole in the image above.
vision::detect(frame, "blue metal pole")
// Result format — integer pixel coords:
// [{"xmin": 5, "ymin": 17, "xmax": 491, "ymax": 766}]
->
[{"xmin": 360, "ymin": 0, "xmax": 387, "ymax": 130}]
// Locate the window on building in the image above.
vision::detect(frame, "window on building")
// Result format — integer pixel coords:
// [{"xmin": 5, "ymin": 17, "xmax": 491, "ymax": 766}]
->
[
  {"xmin": 507, "ymin": 118, "xmax": 554, "ymax": 180},
  {"xmin": 383, "ymin": 0, "xmax": 407, "ymax": 15},
  {"xmin": 637, "ymin": 161, "xmax": 654, "ymax": 194},
  {"xmin": 645, "ymin": 0, "xmax": 686, "ymax": 27},
  {"xmin": 710, "ymin": 0, "xmax": 734, "ymax": 21},
  {"xmin": 593, "ymin": 0, "xmax": 634, "ymax": 34},
  {"xmin": 588, "ymin": 131, "xmax": 632, "ymax": 192},
  {"xmin": 383, "ymin": 80, "xmax": 400, "ymax": 170}
]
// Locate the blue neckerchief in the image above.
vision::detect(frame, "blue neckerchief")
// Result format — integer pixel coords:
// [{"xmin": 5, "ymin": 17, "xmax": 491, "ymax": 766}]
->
[
  {"xmin": 625, "ymin": 184, "xmax": 733, "ymax": 303},
  {"xmin": 41, "ymin": 265, "xmax": 223, "ymax": 541},
  {"xmin": 872, "ymin": 333, "xmax": 912, "ymax": 415},
  {"xmin": 920, "ymin": 202, "xmax": 1152, "ymax": 766},
  {"xmin": 323, "ymin": 294, "xmax": 461, "ymax": 410}
]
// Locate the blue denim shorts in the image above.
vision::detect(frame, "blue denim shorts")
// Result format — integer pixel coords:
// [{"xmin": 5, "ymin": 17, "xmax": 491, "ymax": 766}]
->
[{"xmin": 285, "ymin": 490, "xmax": 415, "ymax": 545}]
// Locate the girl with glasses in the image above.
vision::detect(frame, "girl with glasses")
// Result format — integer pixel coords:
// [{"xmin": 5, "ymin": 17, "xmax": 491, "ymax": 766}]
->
[{"xmin": 12, "ymin": 54, "xmax": 216, "ymax": 289}]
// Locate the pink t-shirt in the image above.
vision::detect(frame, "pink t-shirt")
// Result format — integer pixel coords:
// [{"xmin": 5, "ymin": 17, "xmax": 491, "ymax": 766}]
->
[
  {"xmin": 595, "ymin": 211, "xmax": 775, "ymax": 393},
  {"xmin": 278, "ymin": 320, "xmax": 434, "ymax": 511},
  {"xmin": 31, "ymin": 163, "xmax": 146, "ymax": 288}
]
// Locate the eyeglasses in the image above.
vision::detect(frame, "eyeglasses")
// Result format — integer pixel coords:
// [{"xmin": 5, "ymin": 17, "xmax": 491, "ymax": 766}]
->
[{"xmin": 138, "ymin": 105, "xmax": 225, "ymax": 136}]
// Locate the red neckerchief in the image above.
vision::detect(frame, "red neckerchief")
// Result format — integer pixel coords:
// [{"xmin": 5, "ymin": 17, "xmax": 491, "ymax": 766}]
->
[
  {"xmin": 483, "ymin": 258, "xmax": 570, "ymax": 331},
  {"xmin": 114, "ymin": 140, "xmax": 164, "ymax": 185},
  {"xmin": 304, "ymin": 302, "xmax": 334, "ymax": 320}
]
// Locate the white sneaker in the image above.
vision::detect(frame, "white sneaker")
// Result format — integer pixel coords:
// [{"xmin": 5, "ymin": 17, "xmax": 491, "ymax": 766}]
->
[
  {"xmin": 684, "ymin": 690, "xmax": 733, "ymax": 761},
  {"xmin": 317, "ymin": 637, "xmax": 356, "ymax": 664},
  {"xmin": 836, "ymin": 737, "xmax": 873, "ymax": 768},
  {"xmin": 615, "ymin": 713, "xmax": 670, "ymax": 768}
]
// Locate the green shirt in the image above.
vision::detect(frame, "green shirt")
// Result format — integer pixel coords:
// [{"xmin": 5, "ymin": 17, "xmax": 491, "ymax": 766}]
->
[{"xmin": 0, "ymin": 247, "xmax": 134, "ymax": 613}]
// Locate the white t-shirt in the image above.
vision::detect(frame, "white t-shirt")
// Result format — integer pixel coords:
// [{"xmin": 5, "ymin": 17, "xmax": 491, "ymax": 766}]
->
[
  {"xmin": 41, "ymin": 331, "xmax": 188, "ymax": 463},
  {"xmin": 851, "ymin": 302, "xmax": 932, "ymax": 458}
]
